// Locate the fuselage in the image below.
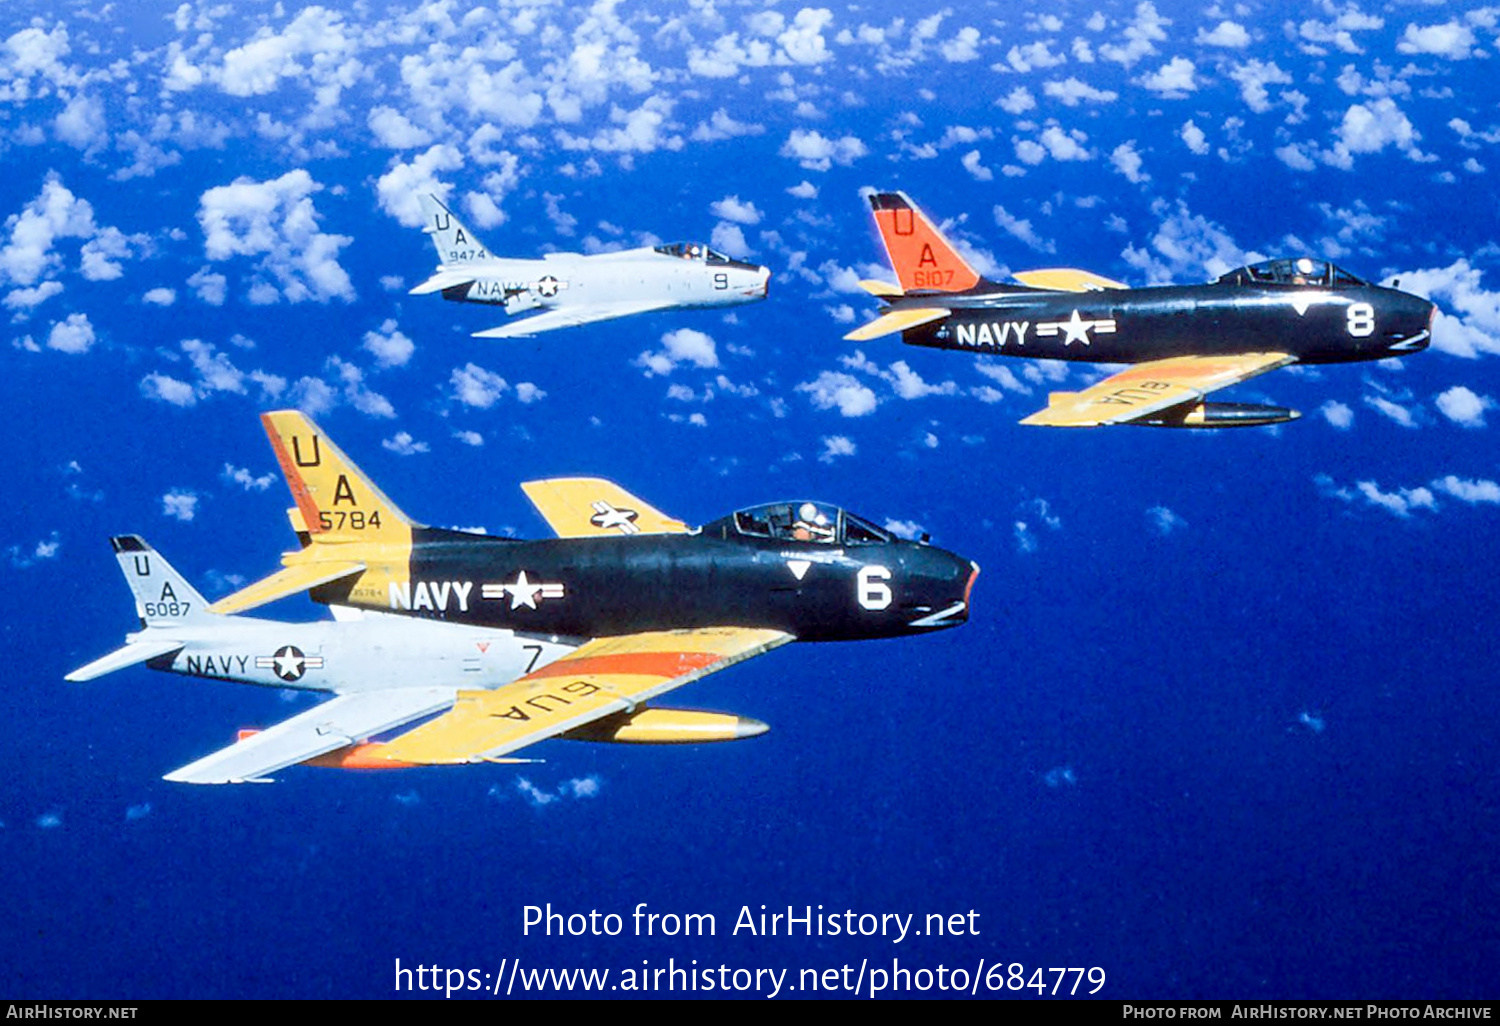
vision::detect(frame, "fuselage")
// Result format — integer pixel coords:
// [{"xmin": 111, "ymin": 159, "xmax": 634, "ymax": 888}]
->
[
  {"xmin": 435, "ymin": 245, "xmax": 770, "ymax": 313},
  {"xmin": 132, "ymin": 615, "xmax": 574, "ymax": 693},
  {"xmin": 893, "ymin": 277, "xmax": 1434, "ymax": 364},
  {"xmin": 310, "ymin": 516, "xmax": 977, "ymax": 643}
]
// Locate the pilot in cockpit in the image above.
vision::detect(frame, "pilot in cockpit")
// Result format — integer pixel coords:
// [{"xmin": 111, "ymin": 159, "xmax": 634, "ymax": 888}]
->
[{"xmin": 791, "ymin": 502, "xmax": 835, "ymax": 543}]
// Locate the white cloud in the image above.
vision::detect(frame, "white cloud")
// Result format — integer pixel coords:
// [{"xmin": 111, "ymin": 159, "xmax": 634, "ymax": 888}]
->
[
  {"xmin": 54, "ymin": 93, "xmax": 105, "ymax": 151},
  {"xmin": 1296, "ymin": 10, "xmax": 1383, "ymax": 54},
  {"xmin": 47, "ymin": 312, "xmax": 94, "ymax": 353},
  {"xmin": 1197, "ymin": 21, "xmax": 1250, "ymax": 48},
  {"xmin": 1147, "ymin": 506, "xmax": 1186, "ymax": 534},
  {"xmin": 188, "ymin": 267, "xmax": 228, "ymax": 306},
  {"xmin": 1320, "ymin": 400, "xmax": 1354, "ymax": 430},
  {"xmin": 1323, "ymin": 99, "xmax": 1427, "ymax": 168},
  {"xmin": 1140, "ymin": 57, "xmax": 1196, "ymax": 96},
  {"xmin": 818, "ymin": 435, "xmax": 856, "ymax": 462},
  {"xmin": 961, "ymin": 150, "xmax": 994, "ymax": 181},
  {"xmin": 382, "ymin": 431, "xmax": 429, "ymax": 456},
  {"xmin": 142, "ymin": 287, "xmax": 176, "ymax": 306},
  {"xmin": 997, "ymin": 86, "xmax": 1036, "ymax": 114},
  {"xmin": 1397, "ymin": 22, "xmax": 1477, "ymax": 59},
  {"xmin": 1099, "ymin": 1, "xmax": 1169, "ymax": 68},
  {"xmin": 941, "ymin": 27, "xmax": 982, "ymax": 62},
  {"xmin": 1386, "ymin": 260, "xmax": 1500, "ymax": 358},
  {"xmin": 197, "ymin": 169, "xmax": 354, "ymax": 303},
  {"xmin": 710, "ymin": 196, "xmax": 762, "ymax": 225},
  {"xmin": 993, "ymin": 205, "xmax": 1053, "ymax": 252},
  {"xmin": 1111, "ymin": 142, "xmax": 1148, "ymax": 183},
  {"xmin": 1228, "ymin": 60, "xmax": 1292, "ymax": 114},
  {"xmin": 710, "ymin": 222, "xmax": 751, "ymax": 260},
  {"xmin": 1180, "ymin": 120, "xmax": 1209, "ymax": 155},
  {"xmin": 1363, "ymin": 394, "xmax": 1419, "ymax": 429},
  {"xmin": 1121, "ymin": 199, "xmax": 1254, "ymax": 284},
  {"xmin": 884, "ymin": 519, "xmax": 925, "ymax": 540},
  {"xmin": 1433, "ymin": 476, "xmax": 1500, "ymax": 504},
  {"xmin": 362, "ymin": 319, "xmax": 415, "ymax": 368},
  {"xmin": 222, "ymin": 464, "xmax": 274, "ymax": 491},
  {"xmin": 635, "ymin": 328, "xmax": 718, "ymax": 375},
  {"xmin": 1043, "ymin": 78, "xmax": 1118, "ymax": 106},
  {"xmin": 368, "ymin": 106, "xmax": 434, "ymax": 149},
  {"xmin": 162, "ymin": 490, "xmax": 199, "ymax": 522},
  {"xmin": 140, "ymin": 373, "xmax": 196, "ymax": 407},
  {"xmin": 798, "ymin": 371, "xmax": 878, "ymax": 416},
  {"xmin": 780, "ymin": 129, "xmax": 868, "ymax": 171},
  {"xmin": 374, "ymin": 145, "xmax": 464, "ymax": 227},
  {"xmin": 213, "ymin": 6, "xmax": 359, "ymax": 106},
  {"xmin": 1435, "ymin": 385, "xmax": 1493, "ymax": 427},
  {"xmin": 1, "ymin": 176, "xmax": 97, "ymax": 287},
  {"xmin": 451, "ymin": 362, "xmax": 509, "ymax": 408},
  {"xmin": 691, "ymin": 109, "xmax": 765, "ymax": 143}
]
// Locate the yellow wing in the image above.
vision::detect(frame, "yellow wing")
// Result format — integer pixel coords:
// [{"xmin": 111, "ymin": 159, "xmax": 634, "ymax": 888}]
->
[
  {"xmin": 520, "ymin": 477, "xmax": 689, "ymax": 538},
  {"xmin": 376, "ymin": 627, "xmax": 792, "ymax": 765},
  {"xmin": 1020, "ymin": 353, "xmax": 1296, "ymax": 427},
  {"xmin": 1012, "ymin": 268, "xmax": 1128, "ymax": 292},
  {"xmin": 843, "ymin": 306, "xmax": 951, "ymax": 342}
]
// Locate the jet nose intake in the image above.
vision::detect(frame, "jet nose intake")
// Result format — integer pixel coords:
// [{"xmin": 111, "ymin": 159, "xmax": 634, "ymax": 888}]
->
[{"xmin": 905, "ymin": 554, "xmax": 978, "ymax": 630}]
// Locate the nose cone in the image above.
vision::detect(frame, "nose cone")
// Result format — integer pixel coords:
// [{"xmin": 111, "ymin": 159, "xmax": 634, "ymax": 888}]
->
[
  {"xmin": 904, "ymin": 548, "xmax": 979, "ymax": 631},
  {"xmin": 1385, "ymin": 292, "xmax": 1435, "ymax": 354},
  {"xmin": 754, "ymin": 264, "xmax": 770, "ymax": 299}
]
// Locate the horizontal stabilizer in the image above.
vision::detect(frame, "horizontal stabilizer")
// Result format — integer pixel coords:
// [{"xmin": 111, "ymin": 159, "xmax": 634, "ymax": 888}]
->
[
  {"xmin": 1012, "ymin": 268, "xmax": 1128, "ymax": 292},
  {"xmin": 858, "ymin": 279, "xmax": 904, "ymax": 298},
  {"xmin": 207, "ymin": 561, "xmax": 366, "ymax": 615},
  {"xmin": 409, "ymin": 271, "xmax": 475, "ymax": 296},
  {"xmin": 66, "ymin": 639, "xmax": 184, "ymax": 682},
  {"xmin": 843, "ymin": 306, "xmax": 951, "ymax": 342}
]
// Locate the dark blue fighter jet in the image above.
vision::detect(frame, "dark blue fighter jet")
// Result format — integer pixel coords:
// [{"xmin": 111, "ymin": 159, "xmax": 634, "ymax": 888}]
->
[{"xmin": 848, "ymin": 191, "xmax": 1434, "ymax": 428}]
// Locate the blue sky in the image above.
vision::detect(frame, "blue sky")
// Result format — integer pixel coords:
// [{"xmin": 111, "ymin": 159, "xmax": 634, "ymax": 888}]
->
[{"xmin": 3, "ymin": 0, "xmax": 1499, "ymax": 999}]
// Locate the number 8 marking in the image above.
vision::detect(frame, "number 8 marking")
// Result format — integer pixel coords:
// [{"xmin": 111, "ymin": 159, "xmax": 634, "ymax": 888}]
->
[{"xmin": 1347, "ymin": 302, "xmax": 1375, "ymax": 337}]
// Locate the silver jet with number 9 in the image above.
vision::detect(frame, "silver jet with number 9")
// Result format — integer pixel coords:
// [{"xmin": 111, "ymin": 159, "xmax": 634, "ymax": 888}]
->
[{"xmin": 409, "ymin": 193, "xmax": 770, "ymax": 338}]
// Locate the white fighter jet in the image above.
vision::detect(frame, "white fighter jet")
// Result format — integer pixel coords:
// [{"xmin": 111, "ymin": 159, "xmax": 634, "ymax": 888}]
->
[
  {"xmin": 408, "ymin": 194, "xmax": 771, "ymax": 338},
  {"xmin": 67, "ymin": 536, "xmax": 576, "ymax": 783}
]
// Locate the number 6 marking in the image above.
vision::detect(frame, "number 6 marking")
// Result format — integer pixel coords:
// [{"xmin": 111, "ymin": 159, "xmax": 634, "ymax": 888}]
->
[
  {"xmin": 857, "ymin": 566, "xmax": 892, "ymax": 610},
  {"xmin": 1347, "ymin": 302, "xmax": 1375, "ymax": 337}
]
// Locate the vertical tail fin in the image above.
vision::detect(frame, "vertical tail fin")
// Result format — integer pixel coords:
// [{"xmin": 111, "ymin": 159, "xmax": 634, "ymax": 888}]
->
[
  {"xmin": 418, "ymin": 193, "xmax": 491, "ymax": 266},
  {"xmin": 260, "ymin": 411, "xmax": 419, "ymax": 547},
  {"xmin": 868, "ymin": 191, "xmax": 982, "ymax": 293},
  {"xmin": 110, "ymin": 535, "xmax": 216, "ymax": 628}
]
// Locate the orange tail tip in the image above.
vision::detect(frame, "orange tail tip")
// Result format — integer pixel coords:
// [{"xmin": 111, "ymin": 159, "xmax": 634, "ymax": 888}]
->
[{"xmin": 868, "ymin": 191, "xmax": 981, "ymax": 294}]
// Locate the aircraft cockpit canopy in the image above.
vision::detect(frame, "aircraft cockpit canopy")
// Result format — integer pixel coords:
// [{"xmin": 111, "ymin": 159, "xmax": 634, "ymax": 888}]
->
[
  {"xmin": 1217, "ymin": 258, "xmax": 1368, "ymax": 288},
  {"xmin": 653, "ymin": 242, "xmax": 735, "ymax": 264},
  {"xmin": 705, "ymin": 501, "xmax": 894, "ymax": 546}
]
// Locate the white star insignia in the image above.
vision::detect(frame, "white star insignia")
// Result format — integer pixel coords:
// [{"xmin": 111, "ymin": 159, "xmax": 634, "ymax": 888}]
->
[
  {"xmin": 1059, "ymin": 309, "xmax": 1093, "ymax": 346},
  {"xmin": 505, "ymin": 570, "xmax": 544, "ymax": 610}
]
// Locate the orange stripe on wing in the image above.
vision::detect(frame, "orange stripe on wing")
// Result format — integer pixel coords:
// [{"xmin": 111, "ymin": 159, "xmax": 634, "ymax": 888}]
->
[{"xmin": 525, "ymin": 650, "xmax": 723, "ymax": 682}]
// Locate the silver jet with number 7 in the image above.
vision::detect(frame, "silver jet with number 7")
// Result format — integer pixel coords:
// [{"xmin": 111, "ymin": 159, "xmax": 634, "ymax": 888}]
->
[
  {"xmin": 410, "ymin": 193, "xmax": 770, "ymax": 338},
  {"xmin": 67, "ymin": 535, "xmax": 584, "ymax": 783}
]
